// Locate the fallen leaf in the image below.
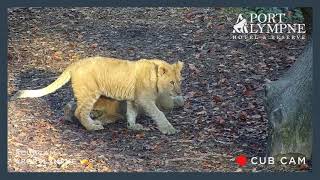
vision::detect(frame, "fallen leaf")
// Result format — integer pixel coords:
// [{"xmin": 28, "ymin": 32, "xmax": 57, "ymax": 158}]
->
[
  {"xmin": 87, "ymin": 162, "xmax": 94, "ymax": 169},
  {"xmin": 216, "ymin": 116, "xmax": 225, "ymax": 125},
  {"xmin": 91, "ymin": 43, "xmax": 98, "ymax": 48},
  {"xmin": 185, "ymin": 11, "xmax": 203, "ymax": 20},
  {"xmin": 218, "ymin": 78, "xmax": 227, "ymax": 85},
  {"xmin": 90, "ymin": 140, "xmax": 98, "ymax": 146},
  {"xmin": 48, "ymin": 155, "xmax": 55, "ymax": 162},
  {"xmin": 202, "ymin": 160, "xmax": 215, "ymax": 169},
  {"xmin": 80, "ymin": 159, "xmax": 89, "ymax": 165},
  {"xmin": 185, "ymin": 91, "xmax": 197, "ymax": 98},
  {"xmin": 188, "ymin": 63, "xmax": 200, "ymax": 73},
  {"xmin": 111, "ymin": 131, "xmax": 118, "ymax": 142},
  {"xmin": 80, "ymin": 159, "xmax": 94, "ymax": 169},
  {"xmin": 252, "ymin": 167, "xmax": 258, "ymax": 172},
  {"xmin": 243, "ymin": 86, "xmax": 254, "ymax": 96},
  {"xmin": 136, "ymin": 132, "xmax": 145, "ymax": 139},
  {"xmin": 251, "ymin": 114, "xmax": 261, "ymax": 119},
  {"xmin": 207, "ymin": 21, "xmax": 213, "ymax": 28},
  {"xmin": 212, "ymin": 95, "xmax": 223, "ymax": 103},
  {"xmin": 102, "ymin": 166, "xmax": 112, "ymax": 172},
  {"xmin": 195, "ymin": 53, "xmax": 203, "ymax": 59},
  {"xmin": 287, "ymin": 55, "xmax": 296, "ymax": 63},
  {"xmin": 239, "ymin": 111, "xmax": 247, "ymax": 121},
  {"xmin": 196, "ymin": 110, "xmax": 207, "ymax": 115},
  {"xmin": 299, "ymin": 163, "xmax": 309, "ymax": 170},
  {"xmin": 216, "ymin": 24, "xmax": 225, "ymax": 30},
  {"xmin": 56, "ymin": 159, "xmax": 65, "ymax": 168},
  {"xmin": 52, "ymin": 51, "xmax": 63, "ymax": 61},
  {"xmin": 61, "ymin": 160, "xmax": 71, "ymax": 169}
]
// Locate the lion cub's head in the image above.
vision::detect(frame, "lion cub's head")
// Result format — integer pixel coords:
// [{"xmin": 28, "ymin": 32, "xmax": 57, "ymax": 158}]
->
[{"xmin": 157, "ymin": 61, "xmax": 184, "ymax": 97}]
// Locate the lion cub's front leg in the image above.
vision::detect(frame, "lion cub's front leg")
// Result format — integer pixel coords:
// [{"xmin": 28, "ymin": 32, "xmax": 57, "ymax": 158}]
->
[{"xmin": 139, "ymin": 99, "xmax": 176, "ymax": 135}]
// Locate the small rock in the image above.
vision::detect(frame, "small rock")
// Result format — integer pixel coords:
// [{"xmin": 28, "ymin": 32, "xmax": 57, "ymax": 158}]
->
[
  {"xmin": 213, "ymin": 107, "xmax": 219, "ymax": 111},
  {"xmin": 251, "ymin": 114, "xmax": 261, "ymax": 119}
]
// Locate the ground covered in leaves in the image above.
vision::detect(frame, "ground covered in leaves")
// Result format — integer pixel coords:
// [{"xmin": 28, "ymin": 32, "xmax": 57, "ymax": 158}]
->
[{"xmin": 8, "ymin": 7, "xmax": 310, "ymax": 172}]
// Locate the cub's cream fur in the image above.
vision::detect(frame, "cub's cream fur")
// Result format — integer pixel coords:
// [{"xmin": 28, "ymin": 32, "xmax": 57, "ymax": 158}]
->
[{"xmin": 13, "ymin": 57, "xmax": 184, "ymax": 134}]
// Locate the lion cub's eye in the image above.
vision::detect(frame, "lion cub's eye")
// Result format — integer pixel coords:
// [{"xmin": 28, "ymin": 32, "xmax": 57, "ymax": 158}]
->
[{"xmin": 170, "ymin": 81, "xmax": 175, "ymax": 85}]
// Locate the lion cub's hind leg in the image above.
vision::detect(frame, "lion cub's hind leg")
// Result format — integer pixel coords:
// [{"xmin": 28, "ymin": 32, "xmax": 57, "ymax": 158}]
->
[
  {"xmin": 74, "ymin": 94, "xmax": 104, "ymax": 131},
  {"xmin": 126, "ymin": 101, "xmax": 147, "ymax": 131}
]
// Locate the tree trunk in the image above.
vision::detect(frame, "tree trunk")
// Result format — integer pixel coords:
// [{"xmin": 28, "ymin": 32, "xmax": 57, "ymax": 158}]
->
[{"xmin": 265, "ymin": 40, "xmax": 312, "ymax": 158}]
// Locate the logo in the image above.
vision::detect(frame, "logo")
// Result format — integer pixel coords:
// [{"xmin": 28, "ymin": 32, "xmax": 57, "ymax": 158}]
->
[
  {"xmin": 232, "ymin": 14, "xmax": 248, "ymax": 33},
  {"xmin": 234, "ymin": 154, "xmax": 307, "ymax": 167},
  {"xmin": 232, "ymin": 13, "xmax": 306, "ymax": 40}
]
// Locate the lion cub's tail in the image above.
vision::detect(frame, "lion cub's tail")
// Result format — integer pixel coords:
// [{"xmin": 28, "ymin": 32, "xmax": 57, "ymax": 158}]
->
[{"xmin": 11, "ymin": 68, "xmax": 72, "ymax": 100}]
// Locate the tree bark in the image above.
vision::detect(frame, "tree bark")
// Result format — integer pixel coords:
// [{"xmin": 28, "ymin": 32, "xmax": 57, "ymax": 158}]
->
[
  {"xmin": 301, "ymin": 8, "xmax": 312, "ymax": 35},
  {"xmin": 265, "ymin": 7, "xmax": 313, "ymax": 159},
  {"xmin": 265, "ymin": 40, "xmax": 312, "ymax": 158}
]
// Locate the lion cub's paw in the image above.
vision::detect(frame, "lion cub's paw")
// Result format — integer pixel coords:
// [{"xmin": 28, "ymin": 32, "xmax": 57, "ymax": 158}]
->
[
  {"xmin": 86, "ymin": 119, "xmax": 104, "ymax": 131},
  {"xmin": 158, "ymin": 122, "xmax": 177, "ymax": 135},
  {"xmin": 127, "ymin": 123, "xmax": 148, "ymax": 131}
]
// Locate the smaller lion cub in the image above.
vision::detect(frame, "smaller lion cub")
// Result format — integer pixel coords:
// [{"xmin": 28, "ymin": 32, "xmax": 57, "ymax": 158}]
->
[
  {"xmin": 12, "ymin": 57, "xmax": 184, "ymax": 135},
  {"xmin": 64, "ymin": 93, "xmax": 185, "ymax": 125}
]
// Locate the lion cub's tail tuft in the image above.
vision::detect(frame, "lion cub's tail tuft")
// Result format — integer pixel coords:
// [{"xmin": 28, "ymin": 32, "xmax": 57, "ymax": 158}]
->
[{"xmin": 11, "ymin": 69, "xmax": 72, "ymax": 100}]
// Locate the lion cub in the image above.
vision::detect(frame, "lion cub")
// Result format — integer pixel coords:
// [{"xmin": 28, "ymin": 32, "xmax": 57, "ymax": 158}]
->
[
  {"xmin": 64, "ymin": 93, "xmax": 184, "ymax": 125},
  {"xmin": 13, "ymin": 57, "xmax": 183, "ymax": 135}
]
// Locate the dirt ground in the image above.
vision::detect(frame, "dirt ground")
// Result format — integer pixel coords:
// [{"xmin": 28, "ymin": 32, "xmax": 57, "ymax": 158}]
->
[{"xmin": 7, "ymin": 7, "xmax": 311, "ymax": 172}]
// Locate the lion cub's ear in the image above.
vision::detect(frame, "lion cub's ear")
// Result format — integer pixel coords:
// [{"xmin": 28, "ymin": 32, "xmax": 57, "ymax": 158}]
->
[{"xmin": 175, "ymin": 61, "xmax": 184, "ymax": 72}]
